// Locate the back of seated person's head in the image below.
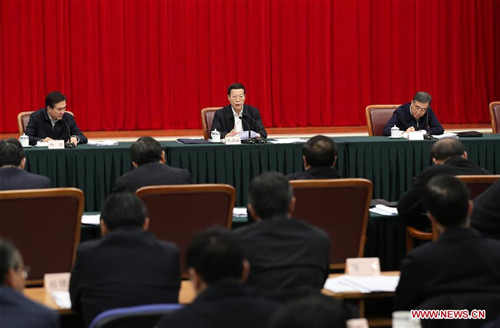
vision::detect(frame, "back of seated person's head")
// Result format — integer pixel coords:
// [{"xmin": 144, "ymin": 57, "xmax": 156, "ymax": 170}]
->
[
  {"xmin": 302, "ymin": 135, "xmax": 337, "ymax": 168},
  {"xmin": 430, "ymin": 138, "xmax": 465, "ymax": 162},
  {"xmin": 422, "ymin": 175, "xmax": 471, "ymax": 229},
  {"xmin": 0, "ymin": 138, "xmax": 25, "ymax": 168},
  {"xmin": 101, "ymin": 192, "xmax": 148, "ymax": 232},
  {"xmin": 0, "ymin": 238, "xmax": 25, "ymax": 291},
  {"xmin": 130, "ymin": 136, "xmax": 163, "ymax": 166},
  {"xmin": 248, "ymin": 172, "xmax": 293, "ymax": 220},
  {"xmin": 187, "ymin": 228, "xmax": 245, "ymax": 286},
  {"xmin": 267, "ymin": 295, "xmax": 348, "ymax": 328}
]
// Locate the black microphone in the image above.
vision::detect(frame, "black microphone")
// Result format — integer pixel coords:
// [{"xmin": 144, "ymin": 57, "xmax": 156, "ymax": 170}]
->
[
  {"xmin": 242, "ymin": 114, "xmax": 266, "ymax": 139},
  {"xmin": 62, "ymin": 117, "xmax": 76, "ymax": 148},
  {"xmin": 239, "ymin": 116, "xmax": 252, "ymax": 140}
]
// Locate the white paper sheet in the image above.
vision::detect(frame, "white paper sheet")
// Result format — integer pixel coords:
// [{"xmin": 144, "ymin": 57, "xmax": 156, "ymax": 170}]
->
[
  {"xmin": 269, "ymin": 138, "xmax": 308, "ymax": 144},
  {"xmin": 87, "ymin": 140, "xmax": 119, "ymax": 146},
  {"xmin": 369, "ymin": 204, "xmax": 398, "ymax": 216},
  {"xmin": 324, "ymin": 275, "xmax": 400, "ymax": 293},
  {"xmin": 50, "ymin": 291, "xmax": 71, "ymax": 309},
  {"xmin": 81, "ymin": 214, "xmax": 100, "ymax": 225},
  {"xmin": 233, "ymin": 207, "xmax": 247, "ymax": 217}
]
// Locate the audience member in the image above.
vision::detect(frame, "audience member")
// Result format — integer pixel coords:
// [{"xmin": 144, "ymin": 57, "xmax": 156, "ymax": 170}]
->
[
  {"xmin": 267, "ymin": 295, "xmax": 349, "ymax": 328},
  {"xmin": 471, "ymin": 179, "xmax": 500, "ymax": 240},
  {"xmin": 157, "ymin": 228, "xmax": 279, "ymax": 328},
  {"xmin": 70, "ymin": 193, "xmax": 181, "ymax": 326},
  {"xmin": 383, "ymin": 91, "xmax": 444, "ymax": 136},
  {"xmin": 288, "ymin": 135, "xmax": 340, "ymax": 180},
  {"xmin": 394, "ymin": 175, "xmax": 500, "ymax": 310},
  {"xmin": 112, "ymin": 136, "xmax": 191, "ymax": 193},
  {"xmin": 25, "ymin": 91, "xmax": 87, "ymax": 146},
  {"xmin": 0, "ymin": 138, "xmax": 51, "ymax": 190},
  {"xmin": 210, "ymin": 83, "xmax": 267, "ymax": 138},
  {"xmin": 0, "ymin": 238, "xmax": 59, "ymax": 328},
  {"xmin": 234, "ymin": 172, "xmax": 330, "ymax": 296},
  {"xmin": 397, "ymin": 138, "xmax": 488, "ymax": 229}
]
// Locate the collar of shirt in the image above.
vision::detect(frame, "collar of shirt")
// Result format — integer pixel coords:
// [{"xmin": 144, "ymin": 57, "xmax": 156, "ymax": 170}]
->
[
  {"xmin": 49, "ymin": 115, "xmax": 58, "ymax": 128},
  {"xmin": 231, "ymin": 106, "xmax": 244, "ymax": 133}
]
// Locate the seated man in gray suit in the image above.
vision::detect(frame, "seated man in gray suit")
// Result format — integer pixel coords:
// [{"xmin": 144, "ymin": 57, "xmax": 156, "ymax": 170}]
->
[
  {"xmin": 395, "ymin": 175, "xmax": 500, "ymax": 311},
  {"xmin": 0, "ymin": 138, "xmax": 51, "ymax": 190},
  {"xmin": 112, "ymin": 136, "xmax": 192, "ymax": 193},
  {"xmin": 288, "ymin": 135, "xmax": 340, "ymax": 180},
  {"xmin": 0, "ymin": 238, "xmax": 59, "ymax": 328}
]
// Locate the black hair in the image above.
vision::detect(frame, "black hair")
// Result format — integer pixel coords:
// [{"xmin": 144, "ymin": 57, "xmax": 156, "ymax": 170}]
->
[
  {"xmin": 422, "ymin": 175, "xmax": 470, "ymax": 227},
  {"xmin": 413, "ymin": 91, "xmax": 432, "ymax": 104},
  {"xmin": 0, "ymin": 238, "xmax": 22, "ymax": 285},
  {"xmin": 187, "ymin": 228, "xmax": 244, "ymax": 284},
  {"xmin": 0, "ymin": 138, "xmax": 25, "ymax": 167},
  {"xmin": 249, "ymin": 172, "xmax": 293, "ymax": 220},
  {"xmin": 302, "ymin": 135, "xmax": 337, "ymax": 168},
  {"xmin": 101, "ymin": 193, "xmax": 147, "ymax": 230},
  {"xmin": 45, "ymin": 91, "xmax": 66, "ymax": 108},
  {"xmin": 227, "ymin": 83, "xmax": 246, "ymax": 95},
  {"xmin": 130, "ymin": 136, "xmax": 163, "ymax": 166},
  {"xmin": 430, "ymin": 138, "xmax": 465, "ymax": 161}
]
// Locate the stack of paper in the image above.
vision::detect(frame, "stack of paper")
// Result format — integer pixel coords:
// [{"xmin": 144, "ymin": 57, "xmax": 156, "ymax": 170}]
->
[
  {"xmin": 324, "ymin": 275, "xmax": 400, "ymax": 293},
  {"xmin": 50, "ymin": 291, "xmax": 71, "ymax": 309},
  {"xmin": 369, "ymin": 204, "xmax": 398, "ymax": 216},
  {"xmin": 269, "ymin": 138, "xmax": 307, "ymax": 144},
  {"xmin": 81, "ymin": 214, "xmax": 100, "ymax": 225},
  {"xmin": 233, "ymin": 207, "xmax": 248, "ymax": 217},
  {"xmin": 87, "ymin": 140, "xmax": 119, "ymax": 146}
]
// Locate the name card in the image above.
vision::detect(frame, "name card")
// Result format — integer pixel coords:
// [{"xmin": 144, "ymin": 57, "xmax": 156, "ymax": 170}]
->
[
  {"xmin": 407, "ymin": 132, "xmax": 424, "ymax": 141},
  {"xmin": 48, "ymin": 140, "xmax": 65, "ymax": 149},
  {"xmin": 346, "ymin": 318, "xmax": 369, "ymax": 328},
  {"xmin": 225, "ymin": 135, "xmax": 241, "ymax": 145},
  {"xmin": 346, "ymin": 257, "xmax": 380, "ymax": 276},
  {"xmin": 44, "ymin": 273, "xmax": 71, "ymax": 292}
]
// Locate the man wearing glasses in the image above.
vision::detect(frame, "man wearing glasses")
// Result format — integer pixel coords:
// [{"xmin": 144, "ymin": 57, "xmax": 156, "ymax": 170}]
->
[
  {"xmin": 25, "ymin": 91, "xmax": 87, "ymax": 146},
  {"xmin": 210, "ymin": 83, "xmax": 267, "ymax": 139},
  {"xmin": 383, "ymin": 91, "xmax": 444, "ymax": 136}
]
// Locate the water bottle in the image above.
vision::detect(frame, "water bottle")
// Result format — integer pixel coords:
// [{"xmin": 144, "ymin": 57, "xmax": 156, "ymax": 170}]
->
[
  {"xmin": 211, "ymin": 129, "xmax": 220, "ymax": 142},
  {"xmin": 391, "ymin": 126, "xmax": 399, "ymax": 137},
  {"xmin": 19, "ymin": 133, "xmax": 29, "ymax": 147}
]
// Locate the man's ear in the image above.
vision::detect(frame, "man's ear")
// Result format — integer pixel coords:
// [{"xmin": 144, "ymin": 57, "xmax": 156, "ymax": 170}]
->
[
  {"xmin": 332, "ymin": 155, "xmax": 337, "ymax": 167},
  {"xmin": 100, "ymin": 219, "xmax": 109, "ymax": 236},
  {"xmin": 288, "ymin": 196, "xmax": 296, "ymax": 217},
  {"xmin": 248, "ymin": 204, "xmax": 260, "ymax": 222},
  {"xmin": 142, "ymin": 217, "xmax": 150, "ymax": 231},
  {"xmin": 19, "ymin": 158, "xmax": 26, "ymax": 169},
  {"xmin": 462, "ymin": 151, "xmax": 468, "ymax": 160},
  {"xmin": 160, "ymin": 151, "xmax": 166, "ymax": 164},
  {"xmin": 241, "ymin": 259, "xmax": 250, "ymax": 283},
  {"xmin": 188, "ymin": 267, "xmax": 203, "ymax": 291},
  {"xmin": 132, "ymin": 161, "xmax": 139, "ymax": 168},
  {"xmin": 302, "ymin": 155, "xmax": 310, "ymax": 170}
]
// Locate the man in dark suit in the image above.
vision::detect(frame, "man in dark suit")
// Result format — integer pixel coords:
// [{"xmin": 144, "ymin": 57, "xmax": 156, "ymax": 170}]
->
[
  {"xmin": 112, "ymin": 136, "xmax": 192, "ymax": 193},
  {"xmin": 288, "ymin": 135, "xmax": 340, "ymax": 180},
  {"xmin": 210, "ymin": 83, "xmax": 267, "ymax": 139},
  {"xmin": 234, "ymin": 172, "xmax": 330, "ymax": 296},
  {"xmin": 471, "ymin": 179, "xmax": 500, "ymax": 240},
  {"xmin": 0, "ymin": 238, "xmax": 59, "ymax": 328},
  {"xmin": 157, "ymin": 228, "xmax": 279, "ymax": 328},
  {"xmin": 25, "ymin": 91, "xmax": 87, "ymax": 146},
  {"xmin": 383, "ymin": 91, "xmax": 444, "ymax": 136},
  {"xmin": 69, "ymin": 193, "xmax": 181, "ymax": 326},
  {"xmin": 394, "ymin": 175, "xmax": 500, "ymax": 310},
  {"xmin": 397, "ymin": 138, "xmax": 489, "ymax": 229},
  {"xmin": 0, "ymin": 138, "xmax": 51, "ymax": 190}
]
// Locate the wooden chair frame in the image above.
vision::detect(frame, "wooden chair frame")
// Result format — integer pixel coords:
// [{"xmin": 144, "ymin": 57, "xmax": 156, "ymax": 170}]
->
[
  {"xmin": 200, "ymin": 107, "xmax": 221, "ymax": 140},
  {"xmin": 489, "ymin": 101, "xmax": 500, "ymax": 134},
  {"xmin": 365, "ymin": 105, "xmax": 399, "ymax": 136},
  {"xmin": 289, "ymin": 178, "xmax": 372, "ymax": 270},
  {"xmin": 17, "ymin": 111, "xmax": 74, "ymax": 135},
  {"xmin": 0, "ymin": 188, "xmax": 84, "ymax": 285}
]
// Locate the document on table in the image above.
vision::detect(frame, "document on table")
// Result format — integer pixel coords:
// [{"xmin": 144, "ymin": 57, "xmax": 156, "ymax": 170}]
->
[
  {"xmin": 87, "ymin": 139, "xmax": 119, "ymax": 146},
  {"xmin": 269, "ymin": 138, "xmax": 308, "ymax": 144},
  {"xmin": 369, "ymin": 204, "xmax": 398, "ymax": 216},
  {"xmin": 233, "ymin": 207, "xmax": 247, "ymax": 217},
  {"xmin": 324, "ymin": 275, "xmax": 400, "ymax": 293},
  {"xmin": 81, "ymin": 214, "xmax": 100, "ymax": 225},
  {"xmin": 50, "ymin": 291, "xmax": 72, "ymax": 309}
]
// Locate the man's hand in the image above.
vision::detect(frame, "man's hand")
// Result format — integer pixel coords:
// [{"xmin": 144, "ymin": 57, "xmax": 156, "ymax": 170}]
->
[
  {"xmin": 70, "ymin": 136, "xmax": 78, "ymax": 146},
  {"xmin": 226, "ymin": 129, "xmax": 238, "ymax": 137},
  {"xmin": 406, "ymin": 127, "xmax": 415, "ymax": 133},
  {"xmin": 42, "ymin": 137, "xmax": 53, "ymax": 142}
]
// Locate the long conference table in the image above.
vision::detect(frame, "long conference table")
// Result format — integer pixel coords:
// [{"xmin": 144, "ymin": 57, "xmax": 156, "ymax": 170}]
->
[{"xmin": 24, "ymin": 135, "xmax": 500, "ymax": 212}]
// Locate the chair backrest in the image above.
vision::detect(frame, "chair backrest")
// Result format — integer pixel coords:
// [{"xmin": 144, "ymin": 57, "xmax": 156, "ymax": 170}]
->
[
  {"xmin": 456, "ymin": 175, "xmax": 500, "ymax": 199},
  {"xmin": 289, "ymin": 179, "xmax": 372, "ymax": 270},
  {"xmin": 0, "ymin": 188, "xmax": 84, "ymax": 285},
  {"xmin": 365, "ymin": 105, "xmax": 399, "ymax": 136},
  {"xmin": 136, "ymin": 184, "xmax": 235, "ymax": 273},
  {"xmin": 89, "ymin": 303, "xmax": 184, "ymax": 328},
  {"xmin": 17, "ymin": 111, "xmax": 74, "ymax": 135},
  {"xmin": 201, "ymin": 107, "xmax": 221, "ymax": 140},
  {"xmin": 489, "ymin": 101, "xmax": 500, "ymax": 134}
]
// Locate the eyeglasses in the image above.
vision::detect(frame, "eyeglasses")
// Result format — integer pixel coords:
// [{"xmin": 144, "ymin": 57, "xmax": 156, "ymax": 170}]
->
[
  {"xmin": 412, "ymin": 104, "xmax": 428, "ymax": 113},
  {"xmin": 20, "ymin": 266, "xmax": 30, "ymax": 279}
]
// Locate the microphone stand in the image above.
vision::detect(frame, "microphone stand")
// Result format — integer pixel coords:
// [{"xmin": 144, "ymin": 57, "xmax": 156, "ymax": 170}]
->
[
  {"xmin": 63, "ymin": 117, "xmax": 76, "ymax": 148},
  {"xmin": 242, "ymin": 114, "xmax": 266, "ymax": 143}
]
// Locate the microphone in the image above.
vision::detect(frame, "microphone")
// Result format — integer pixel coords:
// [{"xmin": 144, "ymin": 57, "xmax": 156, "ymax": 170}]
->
[
  {"xmin": 62, "ymin": 117, "xmax": 76, "ymax": 148},
  {"xmin": 239, "ymin": 115, "xmax": 252, "ymax": 140},
  {"xmin": 242, "ymin": 114, "xmax": 266, "ymax": 140}
]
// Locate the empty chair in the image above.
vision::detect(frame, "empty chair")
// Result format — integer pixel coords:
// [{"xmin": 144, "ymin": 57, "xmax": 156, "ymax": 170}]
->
[
  {"xmin": 136, "ymin": 184, "xmax": 235, "ymax": 273},
  {"xmin": 17, "ymin": 111, "xmax": 74, "ymax": 135},
  {"xmin": 365, "ymin": 105, "xmax": 399, "ymax": 136},
  {"xmin": 201, "ymin": 107, "xmax": 221, "ymax": 140},
  {"xmin": 489, "ymin": 101, "xmax": 500, "ymax": 134},
  {"xmin": 289, "ymin": 179, "xmax": 372, "ymax": 269},
  {"xmin": 0, "ymin": 188, "xmax": 84, "ymax": 285},
  {"xmin": 88, "ymin": 304, "xmax": 184, "ymax": 328}
]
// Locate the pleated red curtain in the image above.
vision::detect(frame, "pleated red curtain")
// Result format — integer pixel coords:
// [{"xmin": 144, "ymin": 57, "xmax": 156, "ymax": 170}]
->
[{"xmin": 0, "ymin": 0, "xmax": 498, "ymax": 133}]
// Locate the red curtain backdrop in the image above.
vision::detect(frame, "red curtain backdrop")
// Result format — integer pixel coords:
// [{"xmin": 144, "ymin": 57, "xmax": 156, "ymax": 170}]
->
[{"xmin": 1, "ymin": 0, "xmax": 499, "ymax": 133}]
